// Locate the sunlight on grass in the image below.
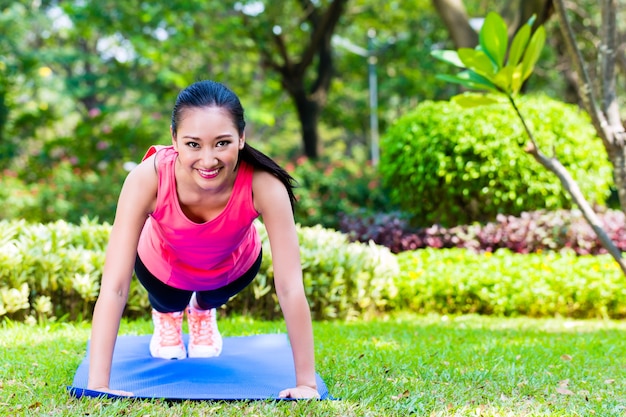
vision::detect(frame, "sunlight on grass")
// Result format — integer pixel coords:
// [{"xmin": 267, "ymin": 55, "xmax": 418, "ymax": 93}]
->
[{"xmin": 1, "ymin": 314, "xmax": 625, "ymax": 416}]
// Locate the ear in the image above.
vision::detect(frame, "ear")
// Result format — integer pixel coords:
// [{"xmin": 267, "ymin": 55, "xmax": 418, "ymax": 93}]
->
[
  {"xmin": 238, "ymin": 134, "xmax": 245, "ymax": 150},
  {"xmin": 170, "ymin": 126, "xmax": 178, "ymax": 150}
]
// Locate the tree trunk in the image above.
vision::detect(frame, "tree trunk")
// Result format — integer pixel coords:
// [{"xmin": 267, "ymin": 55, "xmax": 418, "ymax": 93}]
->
[
  {"xmin": 292, "ymin": 89, "xmax": 321, "ymax": 159},
  {"xmin": 500, "ymin": 0, "xmax": 554, "ymax": 35},
  {"xmin": 246, "ymin": 0, "xmax": 347, "ymax": 159},
  {"xmin": 431, "ymin": 0, "xmax": 478, "ymax": 48}
]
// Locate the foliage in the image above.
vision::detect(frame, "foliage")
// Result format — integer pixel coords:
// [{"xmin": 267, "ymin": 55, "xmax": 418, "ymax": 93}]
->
[
  {"xmin": 431, "ymin": 11, "xmax": 545, "ymax": 97},
  {"xmin": 0, "ymin": 3, "xmax": 59, "ymax": 166},
  {"xmin": 394, "ymin": 247, "xmax": 626, "ymax": 319},
  {"xmin": 340, "ymin": 208, "xmax": 626, "ymax": 256},
  {"xmin": 0, "ymin": 162, "xmax": 125, "ymax": 224},
  {"xmin": 329, "ymin": 0, "xmax": 452, "ymax": 140},
  {"xmin": 3, "ymin": 217, "xmax": 626, "ymax": 322},
  {"xmin": 0, "ymin": 219, "xmax": 398, "ymax": 322},
  {"xmin": 288, "ymin": 156, "xmax": 395, "ymax": 229},
  {"xmin": 379, "ymin": 94, "xmax": 613, "ymax": 226}
]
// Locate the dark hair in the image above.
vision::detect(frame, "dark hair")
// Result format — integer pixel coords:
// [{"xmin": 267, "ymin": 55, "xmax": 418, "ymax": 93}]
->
[{"xmin": 171, "ymin": 80, "xmax": 297, "ymax": 210}]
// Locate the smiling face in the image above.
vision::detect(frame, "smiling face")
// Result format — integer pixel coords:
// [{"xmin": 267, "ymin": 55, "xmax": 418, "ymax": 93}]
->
[{"xmin": 171, "ymin": 106, "xmax": 245, "ymax": 193}]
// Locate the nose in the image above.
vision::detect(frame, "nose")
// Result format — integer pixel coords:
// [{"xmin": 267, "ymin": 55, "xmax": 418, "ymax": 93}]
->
[{"xmin": 200, "ymin": 147, "xmax": 216, "ymax": 166}]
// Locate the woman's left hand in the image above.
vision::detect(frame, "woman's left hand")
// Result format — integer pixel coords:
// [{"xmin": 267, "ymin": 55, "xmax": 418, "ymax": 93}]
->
[{"xmin": 278, "ymin": 385, "xmax": 320, "ymax": 399}]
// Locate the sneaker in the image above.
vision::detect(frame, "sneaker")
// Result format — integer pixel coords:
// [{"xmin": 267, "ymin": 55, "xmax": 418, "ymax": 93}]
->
[
  {"xmin": 149, "ymin": 309, "xmax": 186, "ymax": 360},
  {"xmin": 186, "ymin": 306, "xmax": 223, "ymax": 358}
]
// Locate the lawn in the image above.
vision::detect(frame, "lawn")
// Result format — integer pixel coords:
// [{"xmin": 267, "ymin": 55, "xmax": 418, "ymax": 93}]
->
[{"xmin": 1, "ymin": 313, "xmax": 625, "ymax": 416}]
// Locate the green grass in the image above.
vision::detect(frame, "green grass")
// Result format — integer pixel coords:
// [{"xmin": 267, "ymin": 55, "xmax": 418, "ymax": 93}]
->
[{"xmin": 1, "ymin": 314, "xmax": 626, "ymax": 416}]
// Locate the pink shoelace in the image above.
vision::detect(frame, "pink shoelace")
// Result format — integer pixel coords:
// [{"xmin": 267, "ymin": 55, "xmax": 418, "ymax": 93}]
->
[
  {"xmin": 189, "ymin": 310, "xmax": 217, "ymax": 345},
  {"xmin": 156, "ymin": 313, "xmax": 183, "ymax": 346}
]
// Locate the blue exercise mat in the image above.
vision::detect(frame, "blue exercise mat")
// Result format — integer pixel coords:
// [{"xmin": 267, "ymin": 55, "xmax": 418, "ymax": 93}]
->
[{"xmin": 68, "ymin": 333, "xmax": 331, "ymax": 400}]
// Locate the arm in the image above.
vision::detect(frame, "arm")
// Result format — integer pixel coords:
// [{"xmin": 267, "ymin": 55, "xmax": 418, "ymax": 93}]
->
[
  {"xmin": 87, "ymin": 157, "xmax": 158, "ymax": 395},
  {"xmin": 253, "ymin": 171, "xmax": 319, "ymax": 399}
]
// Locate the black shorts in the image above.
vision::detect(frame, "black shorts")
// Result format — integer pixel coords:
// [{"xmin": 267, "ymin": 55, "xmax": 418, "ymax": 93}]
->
[{"xmin": 134, "ymin": 249, "xmax": 263, "ymax": 313}]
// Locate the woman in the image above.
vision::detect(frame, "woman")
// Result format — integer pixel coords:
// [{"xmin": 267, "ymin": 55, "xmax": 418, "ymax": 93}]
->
[{"xmin": 87, "ymin": 80, "xmax": 319, "ymax": 399}]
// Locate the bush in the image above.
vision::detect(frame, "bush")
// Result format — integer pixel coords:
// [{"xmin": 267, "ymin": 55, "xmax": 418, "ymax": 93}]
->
[
  {"xmin": 0, "ymin": 219, "xmax": 398, "ymax": 322},
  {"xmin": 379, "ymin": 94, "xmax": 613, "ymax": 227},
  {"xmin": 3, "ymin": 218, "xmax": 626, "ymax": 321},
  {"xmin": 288, "ymin": 157, "xmax": 395, "ymax": 229},
  {"xmin": 394, "ymin": 248, "xmax": 626, "ymax": 319},
  {"xmin": 340, "ymin": 208, "xmax": 626, "ymax": 255},
  {"xmin": 0, "ymin": 162, "xmax": 125, "ymax": 224}
]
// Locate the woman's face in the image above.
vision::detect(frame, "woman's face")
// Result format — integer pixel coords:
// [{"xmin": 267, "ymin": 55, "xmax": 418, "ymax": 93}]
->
[{"xmin": 172, "ymin": 106, "xmax": 245, "ymax": 193}]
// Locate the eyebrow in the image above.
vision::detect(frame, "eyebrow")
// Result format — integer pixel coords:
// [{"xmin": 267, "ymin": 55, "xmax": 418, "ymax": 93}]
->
[{"xmin": 181, "ymin": 133, "xmax": 234, "ymax": 141}]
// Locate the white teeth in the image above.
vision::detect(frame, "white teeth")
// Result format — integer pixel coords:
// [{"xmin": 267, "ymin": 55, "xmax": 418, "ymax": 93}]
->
[{"xmin": 198, "ymin": 168, "xmax": 219, "ymax": 176}]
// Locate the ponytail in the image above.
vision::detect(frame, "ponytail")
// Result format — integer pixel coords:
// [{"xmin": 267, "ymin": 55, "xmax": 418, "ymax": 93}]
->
[{"xmin": 240, "ymin": 144, "xmax": 297, "ymax": 212}]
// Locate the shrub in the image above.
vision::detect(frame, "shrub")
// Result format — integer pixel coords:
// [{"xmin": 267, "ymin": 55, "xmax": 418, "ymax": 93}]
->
[
  {"xmin": 340, "ymin": 208, "xmax": 626, "ymax": 256},
  {"xmin": 3, "ymin": 219, "xmax": 626, "ymax": 321},
  {"xmin": 0, "ymin": 162, "xmax": 125, "ymax": 224},
  {"xmin": 288, "ymin": 157, "xmax": 395, "ymax": 229},
  {"xmin": 379, "ymin": 95, "xmax": 613, "ymax": 227},
  {"xmin": 0, "ymin": 219, "xmax": 398, "ymax": 322},
  {"xmin": 394, "ymin": 248, "xmax": 626, "ymax": 319}
]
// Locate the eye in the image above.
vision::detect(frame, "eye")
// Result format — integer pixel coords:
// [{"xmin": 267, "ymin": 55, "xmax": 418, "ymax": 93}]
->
[
  {"xmin": 216, "ymin": 140, "xmax": 231, "ymax": 148},
  {"xmin": 186, "ymin": 141, "xmax": 200, "ymax": 149}
]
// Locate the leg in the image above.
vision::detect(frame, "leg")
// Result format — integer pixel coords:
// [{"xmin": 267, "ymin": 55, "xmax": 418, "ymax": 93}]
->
[
  {"xmin": 194, "ymin": 249, "xmax": 263, "ymax": 309},
  {"xmin": 187, "ymin": 250, "xmax": 262, "ymax": 358},
  {"xmin": 135, "ymin": 255, "xmax": 189, "ymax": 359}
]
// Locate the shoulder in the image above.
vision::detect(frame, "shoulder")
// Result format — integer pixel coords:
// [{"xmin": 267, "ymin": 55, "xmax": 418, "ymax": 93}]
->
[
  {"xmin": 252, "ymin": 169, "xmax": 290, "ymax": 215},
  {"xmin": 118, "ymin": 154, "xmax": 158, "ymax": 213}
]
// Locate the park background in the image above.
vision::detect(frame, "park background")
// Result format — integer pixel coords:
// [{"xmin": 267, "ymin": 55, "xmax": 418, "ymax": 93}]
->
[{"xmin": 2, "ymin": 1, "xmax": 626, "ymax": 416}]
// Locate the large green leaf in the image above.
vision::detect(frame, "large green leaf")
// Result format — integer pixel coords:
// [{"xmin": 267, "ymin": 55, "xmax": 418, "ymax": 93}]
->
[
  {"xmin": 492, "ymin": 65, "xmax": 515, "ymax": 93},
  {"xmin": 430, "ymin": 49, "xmax": 465, "ymax": 68},
  {"xmin": 507, "ymin": 24, "xmax": 530, "ymax": 67},
  {"xmin": 479, "ymin": 12, "xmax": 508, "ymax": 70},
  {"xmin": 521, "ymin": 26, "xmax": 546, "ymax": 81},
  {"xmin": 435, "ymin": 71, "xmax": 498, "ymax": 93},
  {"xmin": 509, "ymin": 64, "xmax": 525, "ymax": 94},
  {"xmin": 458, "ymin": 48, "xmax": 498, "ymax": 78}
]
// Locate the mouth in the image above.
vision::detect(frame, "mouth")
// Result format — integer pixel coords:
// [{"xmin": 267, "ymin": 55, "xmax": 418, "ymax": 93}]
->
[{"xmin": 196, "ymin": 167, "xmax": 220, "ymax": 179}]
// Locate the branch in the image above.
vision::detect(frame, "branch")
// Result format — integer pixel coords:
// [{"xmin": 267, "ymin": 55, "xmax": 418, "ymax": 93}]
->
[
  {"xmin": 507, "ymin": 92, "xmax": 626, "ymax": 274},
  {"xmin": 240, "ymin": 13, "xmax": 286, "ymax": 76},
  {"xmin": 297, "ymin": 0, "xmax": 347, "ymax": 75},
  {"xmin": 271, "ymin": 31, "xmax": 294, "ymax": 74},
  {"xmin": 552, "ymin": 0, "xmax": 616, "ymax": 150},
  {"xmin": 524, "ymin": 144, "xmax": 626, "ymax": 275}
]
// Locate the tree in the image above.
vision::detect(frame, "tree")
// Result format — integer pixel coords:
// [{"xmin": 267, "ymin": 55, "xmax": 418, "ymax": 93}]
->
[
  {"xmin": 240, "ymin": 0, "xmax": 348, "ymax": 159},
  {"xmin": 433, "ymin": 9, "xmax": 626, "ymax": 274},
  {"xmin": 0, "ymin": 2, "xmax": 54, "ymax": 165}
]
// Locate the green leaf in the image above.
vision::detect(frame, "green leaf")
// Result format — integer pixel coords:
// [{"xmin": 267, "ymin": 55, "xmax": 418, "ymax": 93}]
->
[
  {"xmin": 458, "ymin": 48, "xmax": 498, "ymax": 78},
  {"xmin": 435, "ymin": 71, "xmax": 498, "ymax": 93},
  {"xmin": 451, "ymin": 93, "xmax": 501, "ymax": 108},
  {"xmin": 521, "ymin": 26, "xmax": 546, "ymax": 81},
  {"xmin": 479, "ymin": 12, "xmax": 508, "ymax": 70},
  {"xmin": 492, "ymin": 65, "xmax": 517, "ymax": 93},
  {"xmin": 431, "ymin": 49, "xmax": 465, "ymax": 68},
  {"xmin": 507, "ymin": 24, "xmax": 530, "ymax": 67},
  {"xmin": 510, "ymin": 64, "xmax": 525, "ymax": 93}
]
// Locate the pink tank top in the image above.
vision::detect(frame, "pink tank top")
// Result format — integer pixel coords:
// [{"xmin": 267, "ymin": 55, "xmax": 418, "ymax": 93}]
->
[{"xmin": 137, "ymin": 145, "xmax": 261, "ymax": 291}]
